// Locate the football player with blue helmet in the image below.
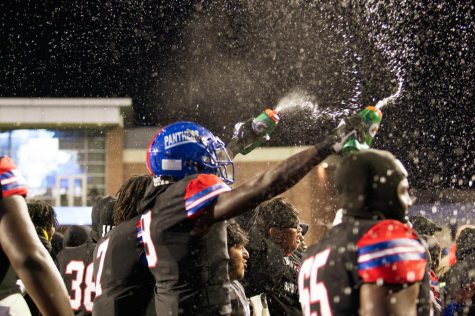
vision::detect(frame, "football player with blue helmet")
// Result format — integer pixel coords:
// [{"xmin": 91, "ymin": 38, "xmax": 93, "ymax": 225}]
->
[{"xmin": 132, "ymin": 114, "xmax": 368, "ymax": 316}]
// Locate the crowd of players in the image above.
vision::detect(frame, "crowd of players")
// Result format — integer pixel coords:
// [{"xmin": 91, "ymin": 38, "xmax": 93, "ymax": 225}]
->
[{"xmin": 0, "ymin": 113, "xmax": 474, "ymax": 316}]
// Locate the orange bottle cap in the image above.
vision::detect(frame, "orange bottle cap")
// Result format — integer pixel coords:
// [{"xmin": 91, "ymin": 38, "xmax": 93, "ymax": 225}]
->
[{"xmin": 265, "ymin": 109, "xmax": 280, "ymax": 123}]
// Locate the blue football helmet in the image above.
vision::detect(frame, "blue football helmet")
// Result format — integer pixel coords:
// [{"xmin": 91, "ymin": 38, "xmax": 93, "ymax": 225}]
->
[{"xmin": 146, "ymin": 121, "xmax": 235, "ymax": 184}]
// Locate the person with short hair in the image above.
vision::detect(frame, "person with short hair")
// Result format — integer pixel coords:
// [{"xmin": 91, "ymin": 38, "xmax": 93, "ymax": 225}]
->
[
  {"xmin": 227, "ymin": 220, "xmax": 250, "ymax": 316},
  {"xmin": 242, "ymin": 197, "xmax": 303, "ymax": 316},
  {"xmin": 63, "ymin": 225, "xmax": 92, "ymax": 248},
  {"xmin": 0, "ymin": 156, "xmax": 72, "ymax": 316},
  {"xmin": 51, "ymin": 232, "xmax": 65, "ymax": 264}
]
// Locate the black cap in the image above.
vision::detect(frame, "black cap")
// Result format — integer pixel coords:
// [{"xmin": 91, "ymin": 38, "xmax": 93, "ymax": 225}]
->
[
  {"xmin": 299, "ymin": 223, "xmax": 309, "ymax": 236},
  {"xmin": 409, "ymin": 215, "xmax": 442, "ymax": 236}
]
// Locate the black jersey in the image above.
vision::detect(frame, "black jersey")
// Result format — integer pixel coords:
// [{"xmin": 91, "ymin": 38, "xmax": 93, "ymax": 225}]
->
[
  {"xmin": 243, "ymin": 232, "xmax": 302, "ymax": 316},
  {"xmin": 56, "ymin": 239, "xmax": 97, "ymax": 315},
  {"xmin": 92, "ymin": 214, "xmax": 155, "ymax": 316},
  {"xmin": 0, "ymin": 156, "xmax": 27, "ymax": 300},
  {"xmin": 299, "ymin": 219, "xmax": 428, "ymax": 316},
  {"xmin": 138, "ymin": 173, "xmax": 232, "ymax": 316}
]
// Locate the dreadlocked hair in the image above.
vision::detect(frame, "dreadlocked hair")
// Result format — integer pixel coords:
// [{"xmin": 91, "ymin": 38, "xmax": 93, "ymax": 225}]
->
[
  {"xmin": 113, "ymin": 174, "xmax": 153, "ymax": 225},
  {"xmin": 27, "ymin": 200, "xmax": 58, "ymax": 230},
  {"xmin": 227, "ymin": 219, "xmax": 249, "ymax": 248}
]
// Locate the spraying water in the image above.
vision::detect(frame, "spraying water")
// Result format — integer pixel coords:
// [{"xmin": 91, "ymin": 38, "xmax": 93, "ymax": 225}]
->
[
  {"xmin": 375, "ymin": 80, "xmax": 404, "ymax": 109},
  {"xmin": 274, "ymin": 82, "xmax": 400, "ymax": 124},
  {"xmin": 274, "ymin": 89, "xmax": 352, "ymax": 122}
]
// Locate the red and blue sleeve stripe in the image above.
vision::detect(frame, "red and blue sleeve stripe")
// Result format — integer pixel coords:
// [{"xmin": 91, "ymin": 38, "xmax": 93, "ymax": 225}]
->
[
  {"xmin": 185, "ymin": 182, "xmax": 231, "ymax": 218},
  {"xmin": 356, "ymin": 220, "xmax": 427, "ymax": 284},
  {"xmin": 0, "ymin": 170, "xmax": 27, "ymax": 198},
  {"xmin": 357, "ymin": 238, "xmax": 426, "ymax": 271}
]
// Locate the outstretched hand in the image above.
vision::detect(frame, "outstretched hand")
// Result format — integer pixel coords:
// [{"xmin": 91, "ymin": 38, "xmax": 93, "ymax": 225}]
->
[{"xmin": 328, "ymin": 114, "xmax": 366, "ymax": 153}]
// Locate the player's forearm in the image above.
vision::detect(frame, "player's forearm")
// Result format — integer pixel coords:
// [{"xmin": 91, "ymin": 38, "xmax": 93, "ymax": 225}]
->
[
  {"xmin": 15, "ymin": 250, "xmax": 73, "ymax": 316},
  {"xmin": 214, "ymin": 144, "xmax": 331, "ymax": 221},
  {"xmin": 251, "ymin": 144, "xmax": 331, "ymax": 194}
]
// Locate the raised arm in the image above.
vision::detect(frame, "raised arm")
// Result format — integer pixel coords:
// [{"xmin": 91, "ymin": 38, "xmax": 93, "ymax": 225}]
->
[
  {"xmin": 213, "ymin": 112, "xmax": 367, "ymax": 221},
  {"xmin": 213, "ymin": 144, "xmax": 330, "ymax": 221},
  {"xmin": 0, "ymin": 195, "xmax": 73, "ymax": 316}
]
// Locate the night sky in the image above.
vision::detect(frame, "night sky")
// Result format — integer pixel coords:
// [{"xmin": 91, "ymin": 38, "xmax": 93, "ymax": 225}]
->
[{"xmin": 0, "ymin": 0, "xmax": 473, "ymax": 191}]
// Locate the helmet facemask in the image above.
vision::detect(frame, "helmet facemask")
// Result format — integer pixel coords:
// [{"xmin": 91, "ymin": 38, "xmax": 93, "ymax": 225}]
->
[{"xmin": 199, "ymin": 135, "xmax": 235, "ymax": 185}]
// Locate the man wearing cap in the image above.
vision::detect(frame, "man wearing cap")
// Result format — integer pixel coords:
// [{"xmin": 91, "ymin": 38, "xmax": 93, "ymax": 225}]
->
[
  {"xmin": 242, "ymin": 197, "xmax": 303, "ymax": 316},
  {"xmin": 409, "ymin": 215, "xmax": 443, "ymax": 236}
]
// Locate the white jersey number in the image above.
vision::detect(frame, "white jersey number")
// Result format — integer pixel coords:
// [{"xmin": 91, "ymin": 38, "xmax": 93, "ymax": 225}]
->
[
  {"xmin": 94, "ymin": 238, "xmax": 109, "ymax": 297},
  {"xmin": 140, "ymin": 211, "xmax": 158, "ymax": 267},
  {"xmin": 299, "ymin": 248, "xmax": 332, "ymax": 316},
  {"xmin": 65, "ymin": 260, "xmax": 95, "ymax": 312}
]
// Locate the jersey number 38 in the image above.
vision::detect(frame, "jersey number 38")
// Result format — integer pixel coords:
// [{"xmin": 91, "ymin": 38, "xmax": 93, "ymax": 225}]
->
[{"xmin": 65, "ymin": 261, "xmax": 95, "ymax": 312}]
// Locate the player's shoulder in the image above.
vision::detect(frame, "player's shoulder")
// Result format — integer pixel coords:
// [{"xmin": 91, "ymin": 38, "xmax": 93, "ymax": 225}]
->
[
  {"xmin": 356, "ymin": 219, "xmax": 427, "ymax": 284},
  {"xmin": 92, "ymin": 236, "xmax": 110, "ymax": 259},
  {"xmin": 61, "ymin": 241, "xmax": 95, "ymax": 257},
  {"xmin": 0, "ymin": 156, "xmax": 27, "ymax": 198},
  {"xmin": 0, "ymin": 156, "xmax": 15, "ymax": 170},
  {"xmin": 183, "ymin": 173, "xmax": 231, "ymax": 219},
  {"xmin": 108, "ymin": 215, "xmax": 138, "ymax": 236},
  {"xmin": 184, "ymin": 174, "xmax": 230, "ymax": 196},
  {"xmin": 357, "ymin": 219, "xmax": 420, "ymax": 245},
  {"xmin": 57, "ymin": 243, "xmax": 91, "ymax": 269}
]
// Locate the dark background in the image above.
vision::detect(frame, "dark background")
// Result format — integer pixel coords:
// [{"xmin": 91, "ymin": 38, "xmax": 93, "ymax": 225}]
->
[{"xmin": 0, "ymin": 0, "xmax": 473, "ymax": 191}]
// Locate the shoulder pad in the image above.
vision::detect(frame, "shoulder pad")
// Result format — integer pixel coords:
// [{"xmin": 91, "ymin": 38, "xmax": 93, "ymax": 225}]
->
[
  {"xmin": 0, "ymin": 156, "xmax": 28, "ymax": 198},
  {"xmin": 356, "ymin": 220, "xmax": 427, "ymax": 284},
  {"xmin": 184, "ymin": 174, "xmax": 231, "ymax": 218}
]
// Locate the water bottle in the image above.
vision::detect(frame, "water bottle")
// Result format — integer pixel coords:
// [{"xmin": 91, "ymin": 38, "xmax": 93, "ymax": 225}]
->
[
  {"xmin": 227, "ymin": 109, "xmax": 280, "ymax": 157},
  {"xmin": 342, "ymin": 106, "xmax": 382, "ymax": 155}
]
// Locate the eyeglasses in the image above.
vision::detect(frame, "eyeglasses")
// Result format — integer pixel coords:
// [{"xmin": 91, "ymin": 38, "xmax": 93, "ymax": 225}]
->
[{"xmin": 276, "ymin": 226, "xmax": 301, "ymax": 232}]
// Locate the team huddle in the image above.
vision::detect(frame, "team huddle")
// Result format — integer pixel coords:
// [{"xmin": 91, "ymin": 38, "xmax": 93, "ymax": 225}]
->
[{"xmin": 0, "ymin": 112, "xmax": 441, "ymax": 316}]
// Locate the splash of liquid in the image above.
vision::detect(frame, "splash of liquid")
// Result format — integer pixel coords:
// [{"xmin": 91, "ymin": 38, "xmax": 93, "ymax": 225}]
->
[
  {"xmin": 274, "ymin": 89, "xmax": 351, "ymax": 121},
  {"xmin": 375, "ymin": 79, "xmax": 403, "ymax": 109}
]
